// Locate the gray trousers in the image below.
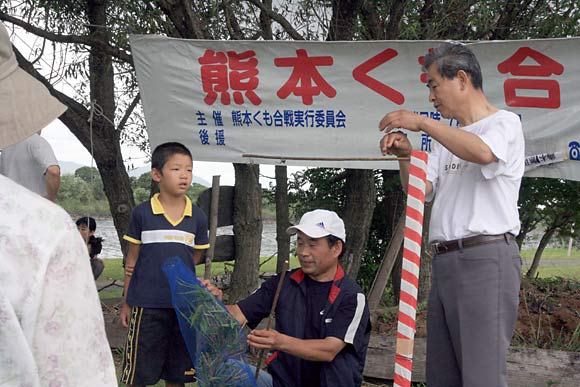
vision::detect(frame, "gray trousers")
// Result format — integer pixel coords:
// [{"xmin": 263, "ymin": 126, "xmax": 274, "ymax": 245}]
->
[{"xmin": 426, "ymin": 237, "xmax": 522, "ymax": 387}]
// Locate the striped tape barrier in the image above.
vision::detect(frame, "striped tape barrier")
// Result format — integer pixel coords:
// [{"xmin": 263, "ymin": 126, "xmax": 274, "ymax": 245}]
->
[{"xmin": 394, "ymin": 150, "xmax": 428, "ymax": 387}]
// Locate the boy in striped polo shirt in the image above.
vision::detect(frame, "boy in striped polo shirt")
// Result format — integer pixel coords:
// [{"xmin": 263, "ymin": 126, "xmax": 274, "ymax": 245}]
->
[{"xmin": 120, "ymin": 142, "xmax": 210, "ymax": 387}]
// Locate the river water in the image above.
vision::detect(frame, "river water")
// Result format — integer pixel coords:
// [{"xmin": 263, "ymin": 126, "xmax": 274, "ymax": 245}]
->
[
  {"xmin": 96, "ymin": 218, "xmax": 279, "ymax": 259},
  {"xmin": 95, "ymin": 217, "xmax": 553, "ymax": 259}
]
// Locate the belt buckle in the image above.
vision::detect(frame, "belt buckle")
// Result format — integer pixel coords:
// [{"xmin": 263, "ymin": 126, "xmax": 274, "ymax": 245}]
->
[{"xmin": 431, "ymin": 241, "xmax": 446, "ymax": 255}]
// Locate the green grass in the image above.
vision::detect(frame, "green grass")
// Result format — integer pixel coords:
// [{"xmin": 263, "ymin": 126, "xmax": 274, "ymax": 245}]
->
[
  {"xmin": 521, "ymin": 248, "xmax": 580, "ymax": 261},
  {"xmin": 98, "ymin": 255, "xmax": 301, "ymax": 300},
  {"xmin": 520, "ymin": 248, "xmax": 580, "ymax": 279},
  {"xmin": 99, "ymin": 248, "xmax": 580, "ymax": 300},
  {"xmin": 524, "ymin": 265, "xmax": 580, "ymax": 279}
]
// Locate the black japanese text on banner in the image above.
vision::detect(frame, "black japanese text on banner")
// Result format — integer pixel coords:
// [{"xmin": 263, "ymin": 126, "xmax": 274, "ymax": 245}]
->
[{"xmin": 129, "ymin": 37, "xmax": 580, "ymax": 181}]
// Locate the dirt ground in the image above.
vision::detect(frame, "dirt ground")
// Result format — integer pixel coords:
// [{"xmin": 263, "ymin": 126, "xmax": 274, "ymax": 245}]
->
[
  {"xmin": 372, "ymin": 277, "xmax": 580, "ymax": 351},
  {"xmin": 103, "ymin": 278, "xmax": 580, "ymax": 350},
  {"xmin": 102, "ymin": 278, "xmax": 579, "ymax": 387}
]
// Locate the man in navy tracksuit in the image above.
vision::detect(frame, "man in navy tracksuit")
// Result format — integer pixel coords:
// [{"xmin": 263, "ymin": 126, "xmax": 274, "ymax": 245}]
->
[{"xmin": 228, "ymin": 209, "xmax": 371, "ymax": 387}]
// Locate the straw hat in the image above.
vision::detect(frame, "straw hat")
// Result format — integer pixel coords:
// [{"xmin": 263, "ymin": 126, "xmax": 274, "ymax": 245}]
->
[{"xmin": 0, "ymin": 22, "xmax": 67, "ymax": 148}]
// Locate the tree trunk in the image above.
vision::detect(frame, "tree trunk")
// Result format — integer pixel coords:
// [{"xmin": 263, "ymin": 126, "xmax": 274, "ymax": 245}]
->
[
  {"xmin": 327, "ymin": 0, "xmax": 364, "ymax": 41},
  {"xmin": 526, "ymin": 226, "xmax": 557, "ymax": 278},
  {"xmin": 259, "ymin": 0, "xmax": 273, "ymax": 40},
  {"xmin": 327, "ymin": 0, "xmax": 373, "ymax": 280},
  {"xmin": 275, "ymin": 166, "xmax": 290, "ymax": 273},
  {"xmin": 13, "ymin": 2, "xmax": 135, "ymax": 259},
  {"xmin": 526, "ymin": 212, "xmax": 573, "ymax": 278},
  {"xmin": 86, "ymin": 0, "xmax": 134, "ymax": 258},
  {"xmin": 418, "ymin": 202, "xmax": 432, "ymax": 304},
  {"xmin": 390, "ymin": 246, "xmax": 403, "ymax": 304},
  {"xmin": 342, "ymin": 169, "xmax": 376, "ymax": 278},
  {"xmin": 229, "ymin": 163, "xmax": 262, "ymax": 302}
]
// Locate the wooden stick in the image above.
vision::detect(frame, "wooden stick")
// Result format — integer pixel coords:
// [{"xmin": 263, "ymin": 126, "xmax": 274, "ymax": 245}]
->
[
  {"xmin": 242, "ymin": 153, "xmax": 409, "ymax": 162},
  {"xmin": 254, "ymin": 260, "xmax": 289, "ymax": 381},
  {"xmin": 204, "ymin": 176, "xmax": 220, "ymax": 280},
  {"xmin": 367, "ymin": 215, "xmax": 406, "ymax": 311}
]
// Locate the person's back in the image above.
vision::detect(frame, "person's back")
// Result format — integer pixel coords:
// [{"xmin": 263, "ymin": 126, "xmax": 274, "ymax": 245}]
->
[
  {"xmin": 0, "ymin": 133, "xmax": 60, "ymax": 200},
  {"xmin": 0, "ymin": 20, "xmax": 116, "ymax": 386},
  {"xmin": 0, "ymin": 174, "xmax": 117, "ymax": 386},
  {"xmin": 119, "ymin": 142, "xmax": 210, "ymax": 387}
]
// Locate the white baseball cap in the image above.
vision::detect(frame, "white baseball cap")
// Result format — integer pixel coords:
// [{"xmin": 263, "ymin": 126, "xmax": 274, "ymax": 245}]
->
[{"xmin": 286, "ymin": 209, "xmax": 346, "ymax": 242}]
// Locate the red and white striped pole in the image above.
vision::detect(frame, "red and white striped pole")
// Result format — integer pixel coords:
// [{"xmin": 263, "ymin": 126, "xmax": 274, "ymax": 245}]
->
[{"xmin": 394, "ymin": 150, "xmax": 428, "ymax": 387}]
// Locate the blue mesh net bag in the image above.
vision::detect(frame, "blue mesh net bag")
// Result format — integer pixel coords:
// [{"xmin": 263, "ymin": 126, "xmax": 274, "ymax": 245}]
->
[{"xmin": 163, "ymin": 257, "xmax": 257, "ymax": 387}]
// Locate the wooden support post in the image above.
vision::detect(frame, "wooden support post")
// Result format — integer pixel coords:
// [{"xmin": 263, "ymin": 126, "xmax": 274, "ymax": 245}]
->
[
  {"xmin": 204, "ymin": 176, "xmax": 220, "ymax": 280},
  {"xmin": 367, "ymin": 215, "xmax": 406, "ymax": 311}
]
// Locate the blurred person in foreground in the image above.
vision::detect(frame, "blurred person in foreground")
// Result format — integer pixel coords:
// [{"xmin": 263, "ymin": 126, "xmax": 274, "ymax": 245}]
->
[{"xmin": 0, "ymin": 21, "xmax": 117, "ymax": 386}]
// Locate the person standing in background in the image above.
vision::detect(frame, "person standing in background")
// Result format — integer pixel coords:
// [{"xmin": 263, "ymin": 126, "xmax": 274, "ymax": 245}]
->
[{"xmin": 0, "ymin": 131, "xmax": 61, "ymax": 201}]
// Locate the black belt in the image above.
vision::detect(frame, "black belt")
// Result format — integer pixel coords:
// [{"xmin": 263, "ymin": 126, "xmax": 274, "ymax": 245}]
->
[{"xmin": 431, "ymin": 233, "xmax": 515, "ymax": 255}]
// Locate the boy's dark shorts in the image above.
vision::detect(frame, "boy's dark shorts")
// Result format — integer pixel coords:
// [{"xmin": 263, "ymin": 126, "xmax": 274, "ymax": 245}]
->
[{"xmin": 121, "ymin": 306, "xmax": 196, "ymax": 385}]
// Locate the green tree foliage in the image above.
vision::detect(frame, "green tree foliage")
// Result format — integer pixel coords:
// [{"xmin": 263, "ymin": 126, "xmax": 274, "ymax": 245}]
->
[
  {"xmin": 130, "ymin": 172, "xmax": 207, "ymax": 204},
  {"xmin": 4, "ymin": 0, "xmax": 580, "ymax": 294},
  {"xmin": 517, "ymin": 177, "xmax": 580, "ymax": 278},
  {"xmin": 285, "ymin": 168, "xmax": 403, "ymax": 292},
  {"xmin": 57, "ymin": 170, "xmax": 109, "ymax": 215},
  {"xmin": 59, "ymin": 169, "xmax": 208, "ymax": 215},
  {"xmin": 130, "ymin": 172, "xmax": 154, "ymax": 204}
]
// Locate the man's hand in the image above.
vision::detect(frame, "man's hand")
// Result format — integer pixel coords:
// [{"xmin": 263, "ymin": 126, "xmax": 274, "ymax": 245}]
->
[
  {"xmin": 248, "ymin": 329, "xmax": 346, "ymax": 362},
  {"xmin": 200, "ymin": 279, "xmax": 223, "ymax": 301},
  {"xmin": 379, "ymin": 109, "xmax": 425, "ymax": 133},
  {"xmin": 379, "ymin": 131, "xmax": 412, "ymax": 157},
  {"xmin": 247, "ymin": 329, "xmax": 284, "ymax": 351},
  {"xmin": 120, "ymin": 303, "xmax": 131, "ymax": 328}
]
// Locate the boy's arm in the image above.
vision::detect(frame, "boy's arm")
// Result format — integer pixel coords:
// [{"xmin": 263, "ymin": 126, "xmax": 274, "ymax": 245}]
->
[
  {"xmin": 120, "ymin": 242, "xmax": 140, "ymax": 327},
  {"xmin": 226, "ymin": 304, "xmax": 248, "ymax": 326},
  {"xmin": 193, "ymin": 248, "xmax": 204, "ymax": 265}
]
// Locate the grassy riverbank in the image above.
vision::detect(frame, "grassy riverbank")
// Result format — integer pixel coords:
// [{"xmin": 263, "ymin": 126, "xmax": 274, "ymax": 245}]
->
[
  {"xmin": 97, "ymin": 249, "xmax": 580, "ymax": 300},
  {"xmin": 97, "ymin": 255, "xmax": 302, "ymax": 300},
  {"xmin": 102, "ymin": 249, "xmax": 579, "ymax": 387}
]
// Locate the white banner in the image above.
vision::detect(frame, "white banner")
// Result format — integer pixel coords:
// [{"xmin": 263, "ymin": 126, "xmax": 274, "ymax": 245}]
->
[{"xmin": 130, "ymin": 36, "xmax": 580, "ymax": 181}]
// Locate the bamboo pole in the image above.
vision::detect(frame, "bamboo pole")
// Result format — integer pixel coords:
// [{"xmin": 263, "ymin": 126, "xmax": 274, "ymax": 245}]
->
[
  {"xmin": 255, "ymin": 259, "xmax": 289, "ymax": 381},
  {"xmin": 242, "ymin": 153, "xmax": 409, "ymax": 162},
  {"xmin": 204, "ymin": 176, "xmax": 220, "ymax": 280}
]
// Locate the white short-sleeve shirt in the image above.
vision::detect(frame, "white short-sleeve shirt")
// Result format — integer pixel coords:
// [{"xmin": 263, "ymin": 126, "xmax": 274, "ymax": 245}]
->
[
  {"xmin": 426, "ymin": 110, "xmax": 525, "ymax": 242},
  {"xmin": 0, "ymin": 134, "xmax": 59, "ymax": 197}
]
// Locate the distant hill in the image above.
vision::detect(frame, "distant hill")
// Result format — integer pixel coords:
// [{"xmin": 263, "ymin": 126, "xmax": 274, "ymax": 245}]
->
[
  {"xmin": 59, "ymin": 161, "xmax": 210, "ymax": 187},
  {"xmin": 127, "ymin": 164, "xmax": 211, "ymax": 186},
  {"xmin": 59, "ymin": 161, "xmax": 86, "ymax": 175}
]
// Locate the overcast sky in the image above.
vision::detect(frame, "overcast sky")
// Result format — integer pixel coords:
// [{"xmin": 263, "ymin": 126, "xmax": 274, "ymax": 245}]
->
[
  {"xmin": 42, "ymin": 118, "xmax": 304, "ymax": 187},
  {"xmin": 7, "ymin": 17, "xmax": 305, "ymax": 188}
]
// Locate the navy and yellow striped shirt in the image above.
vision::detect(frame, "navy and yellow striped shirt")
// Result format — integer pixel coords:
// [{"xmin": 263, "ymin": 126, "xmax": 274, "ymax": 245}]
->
[{"xmin": 124, "ymin": 193, "xmax": 210, "ymax": 308}]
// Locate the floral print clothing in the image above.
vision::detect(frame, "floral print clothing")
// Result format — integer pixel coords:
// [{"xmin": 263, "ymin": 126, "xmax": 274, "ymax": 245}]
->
[{"xmin": 0, "ymin": 175, "xmax": 117, "ymax": 386}]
